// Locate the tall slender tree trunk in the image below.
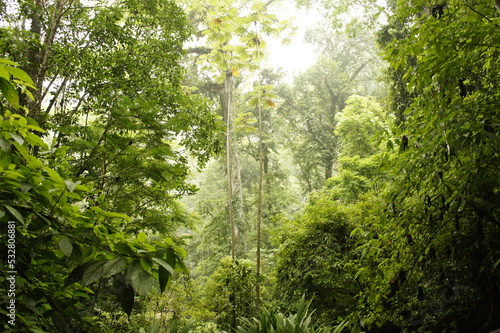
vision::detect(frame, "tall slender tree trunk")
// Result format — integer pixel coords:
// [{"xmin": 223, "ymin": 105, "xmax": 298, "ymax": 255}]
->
[
  {"xmin": 234, "ymin": 149, "xmax": 246, "ymax": 253},
  {"xmin": 256, "ymin": 33, "xmax": 264, "ymax": 310},
  {"xmin": 224, "ymin": 72, "xmax": 236, "ymax": 260}
]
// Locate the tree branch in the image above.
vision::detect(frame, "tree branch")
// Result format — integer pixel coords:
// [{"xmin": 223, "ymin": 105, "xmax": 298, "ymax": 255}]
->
[
  {"xmin": 185, "ymin": 46, "xmax": 212, "ymax": 55},
  {"xmin": 351, "ymin": 63, "xmax": 367, "ymax": 82}
]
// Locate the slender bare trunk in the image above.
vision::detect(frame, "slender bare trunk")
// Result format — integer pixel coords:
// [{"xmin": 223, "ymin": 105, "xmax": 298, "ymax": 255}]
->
[
  {"xmin": 325, "ymin": 158, "xmax": 334, "ymax": 180},
  {"xmin": 234, "ymin": 149, "xmax": 246, "ymax": 252},
  {"xmin": 256, "ymin": 34, "xmax": 264, "ymax": 310},
  {"xmin": 225, "ymin": 73, "xmax": 236, "ymax": 260}
]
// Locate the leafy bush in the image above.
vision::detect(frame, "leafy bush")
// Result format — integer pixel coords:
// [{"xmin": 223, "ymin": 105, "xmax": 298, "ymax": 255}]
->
[
  {"xmin": 0, "ymin": 61, "xmax": 188, "ymax": 332},
  {"xmin": 237, "ymin": 295, "xmax": 329, "ymax": 333},
  {"xmin": 202, "ymin": 257, "xmax": 259, "ymax": 331}
]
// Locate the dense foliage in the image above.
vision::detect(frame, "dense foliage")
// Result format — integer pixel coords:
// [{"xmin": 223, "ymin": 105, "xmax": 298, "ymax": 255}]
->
[
  {"xmin": 361, "ymin": 1, "xmax": 500, "ymax": 330},
  {"xmin": 0, "ymin": 0, "xmax": 222, "ymax": 331},
  {"xmin": 273, "ymin": 1, "xmax": 500, "ymax": 332}
]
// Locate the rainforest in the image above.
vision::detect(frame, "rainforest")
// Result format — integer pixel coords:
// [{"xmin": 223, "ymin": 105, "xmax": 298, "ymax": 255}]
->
[{"xmin": 0, "ymin": 0, "xmax": 499, "ymax": 332}]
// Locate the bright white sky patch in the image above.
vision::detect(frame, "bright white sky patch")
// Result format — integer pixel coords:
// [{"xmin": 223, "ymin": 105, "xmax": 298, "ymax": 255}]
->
[{"xmin": 266, "ymin": 5, "xmax": 321, "ymax": 81}]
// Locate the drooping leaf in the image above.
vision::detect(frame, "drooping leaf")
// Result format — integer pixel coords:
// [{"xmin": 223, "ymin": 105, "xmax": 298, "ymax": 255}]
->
[
  {"xmin": 65, "ymin": 262, "xmax": 94, "ymax": 287},
  {"xmin": 43, "ymin": 166, "xmax": 65, "ymax": 185},
  {"xmin": 152, "ymin": 257, "xmax": 174, "ymax": 275},
  {"xmin": 101, "ymin": 257, "xmax": 127, "ymax": 279},
  {"xmin": 158, "ymin": 265, "xmax": 171, "ymax": 293},
  {"xmin": 7, "ymin": 66, "xmax": 35, "ymax": 85},
  {"xmin": 0, "ymin": 59, "xmax": 19, "ymax": 66},
  {"xmin": 5, "ymin": 204, "xmax": 24, "ymax": 224},
  {"xmin": 113, "ymin": 273, "xmax": 135, "ymax": 316},
  {"xmin": 0, "ymin": 77, "xmax": 19, "ymax": 109},
  {"xmin": 0, "ymin": 66, "xmax": 10, "ymax": 81},
  {"xmin": 0, "ymin": 138, "xmax": 11, "ymax": 151},
  {"xmin": 58, "ymin": 237, "xmax": 73, "ymax": 257},
  {"xmin": 81, "ymin": 260, "xmax": 107, "ymax": 286},
  {"xmin": 8, "ymin": 132, "xmax": 24, "ymax": 145},
  {"xmin": 127, "ymin": 260, "xmax": 154, "ymax": 295}
]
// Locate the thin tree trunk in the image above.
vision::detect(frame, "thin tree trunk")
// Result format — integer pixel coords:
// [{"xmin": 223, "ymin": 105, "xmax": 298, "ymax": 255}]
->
[
  {"xmin": 256, "ymin": 33, "xmax": 264, "ymax": 311},
  {"xmin": 25, "ymin": 0, "xmax": 68, "ymax": 124},
  {"xmin": 234, "ymin": 149, "xmax": 245, "ymax": 252},
  {"xmin": 325, "ymin": 158, "xmax": 334, "ymax": 180},
  {"xmin": 225, "ymin": 73, "xmax": 236, "ymax": 260}
]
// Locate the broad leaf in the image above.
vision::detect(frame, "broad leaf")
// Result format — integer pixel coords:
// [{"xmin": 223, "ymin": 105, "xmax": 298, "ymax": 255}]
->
[
  {"xmin": 127, "ymin": 260, "xmax": 154, "ymax": 295},
  {"xmin": 81, "ymin": 260, "xmax": 107, "ymax": 286},
  {"xmin": 152, "ymin": 257, "xmax": 174, "ymax": 275},
  {"xmin": 58, "ymin": 237, "xmax": 73, "ymax": 257},
  {"xmin": 5, "ymin": 204, "xmax": 24, "ymax": 224},
  {"xmin": 0, "ymin": 77, "xmax": 19, "ymax": 109},
  {"xmin": 113, "ymin": 273, "xmax": 135, "ymax": 316},
  {"xmin": 101, "ymin": 257, "xmax": 127, "ymax": 279}
]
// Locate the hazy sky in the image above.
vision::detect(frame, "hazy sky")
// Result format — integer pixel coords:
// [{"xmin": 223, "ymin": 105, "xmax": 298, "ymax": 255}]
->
[{"xmin": 266, "ymin": 5, "xmax": 320, "ymax": 80}]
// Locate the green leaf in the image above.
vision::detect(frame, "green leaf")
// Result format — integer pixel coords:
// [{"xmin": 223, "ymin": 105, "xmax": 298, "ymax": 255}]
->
[
  {"xmin": 58, "ymin": 237, "xmax": 73, "ymax": 257},
  {"xmin": 387, "ymin": 139, "xmax": 394, "ymax": 151},
  {"xmin": 65, "ymin": 262, "xmax": 93, "ymax": 287},
  {"xmin": 0, "ymin": 66, "xmax": 9, "ymax": 80},
  {"xmin": 137, "ymin": 232, "xmax": 147, "ymax": 243},
  {"xmin": 0, "ymin": 77, "xmax": 19, "ymax": 109},
  {"xmin": 9, "ymin": 132, "xmax": 24, "ymax": 145},
  {"xmin": 5, "ymin": 205, "xmax": 24, "ymax": 224},
  {"xmin": 128, "ymin": 260, "xmax": 153, "ymax": 295},
  {"xmin": 7, "ymin": 66, "xmax": 35, "ymax": 85},
  {"xmin": 152, "ymin": 257, "xmax": 174, "ymax": 275},
  {"xmin": 101, "ymin": 257, "xmax": 127, "ymax": 279},
  {"xmin": 0, "ymin": 138, "xmax": 11, "ymax": 151},
  {"xmin": 114, "ymin": 242, "xmax": 134, "ymax": 255},
  {"xmin": 0, "ymin": 59, "xmax": 20, "ymax": 66},
  {"xmin": 165, "ymin": 247, "xmax": 177, "ymax": 269},
  {"xmin": 90, "ymin": 206, "xmax": 103, "ymax": 213},
  {"xmin": 100, "ymin": 210, "xmax": 131, "ymax": 222},
  {"xmin": 151, "ymin": 319, "xmax": 162, "ymax": 333},
  {"xmin": 176, "ymin": 257, "xmax": 189, "ymax": 275},
  {"xmin": 158, "ymin": 265, "xmax": 171, "ymax": 293},
  {"xmin": 65, "ymin": 180, "xmax": 77, "ymax": 192},
  {"xmin": 81, "ymin": 260, "xmax": 107, "ymax": 286},
  {"xmin": 52, "ymin": 311, "xmax": 69, "ymax": 332},
  {"xmin": 113, "ymin": 274, "xmax": 135, "ymax": 316},
  {"xmin": 25, "ymin": 132, "xmax": 46, "ymax": 148},
  {"xmin": 43, "ymin": 167, "xmax": 65, "ymax": 185}
]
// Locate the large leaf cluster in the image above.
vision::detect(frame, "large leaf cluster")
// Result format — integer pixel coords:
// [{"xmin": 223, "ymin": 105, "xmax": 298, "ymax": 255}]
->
[
  {"xmin": 201, "ymin": 257, "xmax": 260, "ymax": 331},
  {"xmin": 237, "ymin": 295, "xmax": 329, "ymax": 333},
  {"xmin": 0, "ymin": 107, "xmax": 188, "ymax": 332},
  {"xmin": 0, "ymin": 0, "xmax": 224, "ymax": 235},
  {"xmin": 274, "ymin": 193, "xmax": 360, "ymax": 324}
]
